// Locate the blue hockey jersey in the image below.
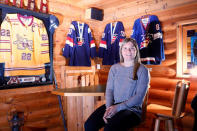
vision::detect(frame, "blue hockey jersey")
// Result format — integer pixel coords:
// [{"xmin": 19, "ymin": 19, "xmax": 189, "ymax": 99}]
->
[
  {"xmin": 131, "ymin": 15, "xmax": 165, "ymax": 65},
  {"xmin": 98, "ymin": 21, "xmax": 126, "ymax": 65},
  {"xmin": 63, "ymin": 21, "xmax": 96, "ymax": 66}
]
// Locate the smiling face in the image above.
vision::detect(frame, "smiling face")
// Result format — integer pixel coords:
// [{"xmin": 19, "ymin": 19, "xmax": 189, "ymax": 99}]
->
[{"xmin": 121, "ymin": 41, "xmax": 137, "ymax": 62}]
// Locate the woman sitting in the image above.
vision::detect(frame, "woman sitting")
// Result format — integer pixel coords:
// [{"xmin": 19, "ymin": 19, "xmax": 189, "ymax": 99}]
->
[{"xmin": 84, "ymin": 38, "xmax": 150, "ymax": 131}]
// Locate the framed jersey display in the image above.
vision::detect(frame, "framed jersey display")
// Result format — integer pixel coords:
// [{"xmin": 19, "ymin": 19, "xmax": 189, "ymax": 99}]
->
[
  {"xmin": 0, "ymin": 4, "xmax": 58, "ymax": 89},
  {"xmin": 177, "ymin": 18, "xmax": 197, "ymax": 77}
]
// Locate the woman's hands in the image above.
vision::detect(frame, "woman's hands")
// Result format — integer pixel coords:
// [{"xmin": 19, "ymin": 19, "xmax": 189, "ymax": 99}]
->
[{"xmin": 103, "ymin": 105, "xmax": 118, "ymax": 123}]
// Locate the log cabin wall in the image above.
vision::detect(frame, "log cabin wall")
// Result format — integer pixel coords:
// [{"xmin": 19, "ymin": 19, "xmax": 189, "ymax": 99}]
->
[
  {"xmin": 101, "ymin": 1, "xmax": 197, "ymax": 130},
  {"xmin": 0, "ymin": 0, "xmax": 197, "ymax": 131},
  {"xmin": 100, "ymin": 1, "xmax": 197, "ymax": 130}
]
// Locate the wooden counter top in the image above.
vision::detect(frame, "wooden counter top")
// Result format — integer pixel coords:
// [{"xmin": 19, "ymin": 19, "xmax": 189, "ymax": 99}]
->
[{"xmin": 51, "ymin": 84, "xmax": 106, "ymax": 96}]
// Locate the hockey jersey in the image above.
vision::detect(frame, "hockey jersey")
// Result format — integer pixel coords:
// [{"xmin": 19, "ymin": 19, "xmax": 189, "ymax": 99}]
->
[
  {"xmin": 131, "ymin": 15, "xmax": 165, "ymax": 65},
  {"xmin": 0, "ymin": 13, "xmax": 50, "ymax": 76},
  {"xmin": 191, "ymin": 36, "xmax": 197, "ymax": 65},
  {"xmin": 98, "ymin": 21, "xmax": 126, "ymax": 65},
  {"xmin": 63, "ymin": 21, "xmax": 96, "ymax": 66}
]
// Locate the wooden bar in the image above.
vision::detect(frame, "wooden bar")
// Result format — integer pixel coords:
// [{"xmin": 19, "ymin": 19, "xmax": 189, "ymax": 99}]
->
[{"xmin": 51, "ymin": 84, "xmax": 106, "ymax": 131}]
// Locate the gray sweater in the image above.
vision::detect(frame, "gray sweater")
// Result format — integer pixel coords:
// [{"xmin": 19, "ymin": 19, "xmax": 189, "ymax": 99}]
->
[{"xmin": 105, "ymin": 63, "xmax": 150, "ymax": 117}]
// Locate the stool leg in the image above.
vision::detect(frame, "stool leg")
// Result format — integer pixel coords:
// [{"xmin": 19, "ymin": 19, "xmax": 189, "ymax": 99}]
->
[
  {"xmin": 167, "ymin": 119, "xmax": 174, "ymax": 131},
  {"xmin": 154, "ymin": 118, "xmax": 160, "ymax": 131}
]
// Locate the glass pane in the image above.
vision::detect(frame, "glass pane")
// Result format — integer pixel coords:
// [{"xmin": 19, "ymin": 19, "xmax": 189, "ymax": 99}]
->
[{"xmin": 184, "ymin": 24, "xmax": 197, "ymax": 75}]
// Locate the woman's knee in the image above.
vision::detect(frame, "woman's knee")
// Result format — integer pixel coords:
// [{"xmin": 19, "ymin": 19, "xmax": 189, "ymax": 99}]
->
[
  {"xmin": 104, "ymin": 124, "xmax": 123, "ymax": 131},
  {"xmin": 84, "ymin": 119, "xmax": 93, "ymax": 131},
  {"xmin": 84, "ymin": 118, "xmax": 100, "ymax": 131}
]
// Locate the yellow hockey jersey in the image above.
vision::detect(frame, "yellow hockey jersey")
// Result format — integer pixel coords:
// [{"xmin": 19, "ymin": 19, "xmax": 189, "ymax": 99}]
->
[{"xmin": 0, "ymin": 13, "xmax": 49, "ymax": 76}]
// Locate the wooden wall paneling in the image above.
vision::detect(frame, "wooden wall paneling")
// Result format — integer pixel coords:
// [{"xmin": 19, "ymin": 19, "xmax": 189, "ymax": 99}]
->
[
  {"xmin": 103, "ymin": 0, "xmax": 197, "ymax": 21},
  {"xmin": 161, "ymin": 14, "xmax": 197, "ymax": 31},
  {"xmin": 24, "ymin": 106, "xmax": 60, "ymax": 122},
  {"xmin": 148, "ymin": 98, "xmax": 172, "ymax": 107},
  {"xmin": 147, "ymin": 66, "xmax": 176, "ymax": 78},
  {"xmin": 162, "ymin": 24, "xmax": 176, "ymax": 33},
  {"xmin": 49, "ymin": 1, "xmax": 85, "ymax": 17},
  {"xmin": 9, "ymin": 91, "xmax": 55, "ymax": 102},
  {"xmin": 163, "ymin": 34, "xmax": 176, "ymax": 44},
  {"xmin": 164, "ymin": 48, "xmax": 176, "ymax": 56},
  {"xmin": 0, "ymin": 117, "xmax": 9, "ymax": 127},
  {"xmin": 0, "ymin": 108, "xmax": 62, "ymax": 128},
  {"xmin": 149, "ymin": 89, "xmax": 174, "ymax": 102},
  {"xmin": 163, "ymin": 30, "xmax": 176, "ymax": 41},
  {"xmin": 0, "ymin": 93, "xmax": 62, "ymax": 129},
  {"xmin": 160, "ymin": 58, "xmax": 177, "ymax": 67},
  {"xmin": 161, "ymin": 52, "xmax": 177, "ymax": 67},
  {"xmin": 53, "ymin": 59, "xmax": 66, "ymax": 66},
  {"xmin": 1, "ymin": 96, "xmax": 58, "ymax": 113},
  {"xmin": 0, "ymin": 127, "xmax": 10, "ymax": 131},
  {"xmin": 0, "ymin": 103, "xmax": 9, "ymax": 116},
  {"xmin": 164, "ymin": 41, "xmax": 176, "ymax": 52},
  {"xmin": 24, "ymin": 115, "xmax": 63, "ymax": 128},
  {"xmin": 150, "ymin": 77, "xmax": 179, "ymax": 90},
  {"xmin": 154, "ymin": 1, "xmax": 197, "ymax": 22},
  {"xmin": 0, "ymin": 85, "xmax": 54, "ymax": 97}
]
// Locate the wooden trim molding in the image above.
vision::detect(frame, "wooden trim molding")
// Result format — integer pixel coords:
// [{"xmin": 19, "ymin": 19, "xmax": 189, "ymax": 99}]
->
[{"xmin": 0, "ymin": 85, "xmax": 54, "ymax": 97}]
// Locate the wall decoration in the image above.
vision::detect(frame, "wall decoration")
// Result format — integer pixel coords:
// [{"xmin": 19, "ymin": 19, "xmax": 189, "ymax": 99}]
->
[
  {"xmin": 98, "ymin": 21, "xmax": 126, "ymax": 65},
  {"xmin": 0, "ymin": 4, "xmax": 59, "ymax": 89},
  {"xmin": 63, "ymin": 21, "xmax": 96, "ymax": 66},
  {"xmin": 131, "ymin": 15, "xmax": 165, "ymax": 65}
]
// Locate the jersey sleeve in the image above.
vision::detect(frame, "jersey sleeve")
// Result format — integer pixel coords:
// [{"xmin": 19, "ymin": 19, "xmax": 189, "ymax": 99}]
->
[
  {"xmin": 118, "ymin": 22, "xmax": 126, "ymax": 46},
  {"xmin": 153, "ymin": 18, "xmax": 165, "ymax": 61},
  {"xmin": 49, "ymin": 15, "xmax": 59, "ymax": 34},
  {"xmin": 63, "ymin": 24, "xmax": 75, "ymax": 58},
  {"xmin": 88, "ymin": 27, "xmax": 96, "ymax": 58},
  {"xmin": 39, "ymin": 21, "xmax": 50, "ymax": 64},
  {"xmin": 0, "ymin": 16, "xmax": 12, "ymax": 63},
  {"xmin": 98, "ymin": 26, "xmax": 108, "ymax": 58},
  {"xmin": 130, "ymin": 20, "xmax": 137, "ymax": 40}
]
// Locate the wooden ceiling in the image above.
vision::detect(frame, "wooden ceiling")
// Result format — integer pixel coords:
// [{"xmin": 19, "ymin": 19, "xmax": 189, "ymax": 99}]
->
[
  {"xmin": 53, "ymin": 0, "xmax": 139, "ymax": 9},
  {"xmin": 50, "ymin": 0, "xmax": 197, "ymax": 13}
]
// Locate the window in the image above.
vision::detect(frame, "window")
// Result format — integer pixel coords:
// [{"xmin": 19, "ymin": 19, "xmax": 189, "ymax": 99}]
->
[{"xmin": 177, "ymin": 19, "xmax": 197, "ymax": 78}]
